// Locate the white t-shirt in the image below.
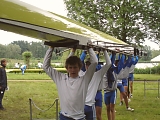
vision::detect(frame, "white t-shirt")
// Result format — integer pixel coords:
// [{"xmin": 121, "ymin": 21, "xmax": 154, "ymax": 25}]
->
[
  {"xmin": 15, "ymin": 63, "xmax": 19, "ymax": 68},
  {"xmin": 43, "ymin": 48, "xmax": 98, "ymax": 119},
  {"xmin": 80, "ymin": 50, "xmax": 111, "ymax": 106},
  {"xmin": 38, "ymin": 62, "xmax": 43, "ymax": 68}
]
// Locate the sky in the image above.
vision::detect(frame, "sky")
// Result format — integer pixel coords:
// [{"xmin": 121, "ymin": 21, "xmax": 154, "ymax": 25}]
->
[
  {"xmin": 0, "ymin": 0, "xmax": 159, "ymax": 50},
  {"xmin": 0, "ymin": 0, "xmax": 67, "ymax": 45}
]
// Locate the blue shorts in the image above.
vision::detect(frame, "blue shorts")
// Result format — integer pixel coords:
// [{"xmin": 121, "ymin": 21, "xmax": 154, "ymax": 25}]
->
[
  {"xmin": 117, "ymin": 83, "xmax": 125, "ymax": 92},
  {"xmin": 104, "ymin": 91, "xmax": 116, "ymax": 105},
  {"xmin": 59, "ymin": 113, "xmax": 85, "ymax": 120},
  {"xmin": 84, "ymin": 105, "xmax": 96, "ymax": 120},
  {"xmin": 122, "ymin": 79, "xmax": 128, "ymax": 86},
  {"xmin": 129, "ymin": 73, "xmax": 134, "ymax": 81},
  {"xmin": 95, "ymin": 91, "xmax": 102, "ymax": 107}
]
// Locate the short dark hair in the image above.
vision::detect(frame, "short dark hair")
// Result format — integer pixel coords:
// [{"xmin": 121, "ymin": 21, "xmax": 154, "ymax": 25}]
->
[
  {"xmin": 115, "ymin": 60, "xmax": 119, "ymax": 66},
  {"xmin": 1, "ymin": 58, "xmax": 7, "ymax": 65},
  {"xmin": 65, "ymin": 56, "xmax": 82, "ymax": 69}
]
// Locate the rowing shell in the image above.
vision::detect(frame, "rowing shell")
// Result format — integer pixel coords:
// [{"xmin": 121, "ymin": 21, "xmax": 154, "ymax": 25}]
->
[{"xmin": 0, "ymin": 0, "xmax": 134, "ymax": 53}]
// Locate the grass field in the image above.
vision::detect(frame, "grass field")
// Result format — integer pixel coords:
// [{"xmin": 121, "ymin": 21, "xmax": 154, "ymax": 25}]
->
[
  {"xmin": 6, "ymin": 73, "xmax": 160, "ymax": 80},
  {"xmin": 0, "ymin": 73, "xmax": 160, "ymax": 120}
]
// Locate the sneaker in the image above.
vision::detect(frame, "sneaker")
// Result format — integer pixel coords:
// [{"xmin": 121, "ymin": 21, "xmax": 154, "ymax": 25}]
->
[
  {"xmin": 130, "ymin": 94, "xmax": 133, "ymax": 98},
  {"xmin": 127, "ymin": 107, "xmax": 134, "ymax": 112},
  {"xmin": 119, "ymin": 101, "xmax": 123, "ymax": 106},
  {"xmin": 128, "ymin": 99, "xmax": 131, "ymax": 102}
]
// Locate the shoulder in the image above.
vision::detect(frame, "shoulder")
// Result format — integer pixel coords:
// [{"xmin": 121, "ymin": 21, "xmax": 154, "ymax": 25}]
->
[
  {"xmin": 0, "ymin": 65, "xmax": 3, "ymax": 72},
  {"xmin": 0, "ymin": 65, "xmax": 3, "ymax": 69}
]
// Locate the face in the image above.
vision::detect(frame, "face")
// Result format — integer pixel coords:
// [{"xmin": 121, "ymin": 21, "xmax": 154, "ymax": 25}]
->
[
  {"xmin": 2, "ymin": 61, "xmax": 7, "ymax": 67},
  {"xmin": 115, "ymin": 60, "xmax": 119, "ymax": 67},
  {"xmin": 66, "ymin": 64, "xmax": 80, "ymax": 78}
]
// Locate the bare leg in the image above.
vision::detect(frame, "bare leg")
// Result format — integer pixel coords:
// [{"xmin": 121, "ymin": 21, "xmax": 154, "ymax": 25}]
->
[
  {"xmin": 121, "ymin": 92, "xmax": 128, "ymax": 108},
  {"xmin": 110, "ymin": 104, "xmax": 115, "ymax": 120},
  {"xmin": 119, "ymin": 92, "xmax": 123, "ymax": 105},
  {"xmin": 96, "ymin": 106, "xmax": 102, "ymax": 120},
  {"xmin": 106, "ymin": 104, "xmax": 111, "ymax": 120},
  {"xmin": 120, "ymin": 92, "xmax": 123, "ymax": 101},
  {"xmin": 130, "ymin": 81, "xmax": 133, "ymax": 96},
  {"xmin": 124, "ymin": 86, "xmax": 128, "ymax": 96}
]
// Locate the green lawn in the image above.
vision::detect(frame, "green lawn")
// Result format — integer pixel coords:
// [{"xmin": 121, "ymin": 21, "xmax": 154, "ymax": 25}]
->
[
  {"xmin": 0, "ymin": 73, "xmax": 160, "ymax": 120},
  {"xmin": 7, "ymin": 73, "xmax": 160, "ymax": 80},
  {"xmin": 134, "ymin": 74, "xmax": 160, "ymax": 81},
  {"xmin": 7, "ymin": 73, "xmax": 51, "ymax": 80}
]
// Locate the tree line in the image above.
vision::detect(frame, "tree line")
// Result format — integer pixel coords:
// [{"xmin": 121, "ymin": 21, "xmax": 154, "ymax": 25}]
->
[
  {"xmin": 0, "ymin": 40, "xmax": 61, "ymax": 60},
  {"xmin": 0, "ymin": 40, "xmax": 159, "ymax": 61}
]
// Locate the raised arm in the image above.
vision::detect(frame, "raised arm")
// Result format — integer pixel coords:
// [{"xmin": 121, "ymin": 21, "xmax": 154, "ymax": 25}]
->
[
  {"xmin": 68, "ymin": 48, "xmax": 76, "ymax": 57},
  {"xmin": 110, "ymin": 52, "xmax": 116, "ymax": 67},
  {"xmin": 96, "ymin": 50, "xmax": 111, "ymax": 76},
  {"xmin": 83, "ymin": 47, "xmax": 98, "ymax": 84},
  {"xmin": 118, "ymin": 55, "xmax": 135, "ymax": 79},
  {"xmin": 43, "ymin": 47, "xmax": 63, "ymax": 83},
  {"xmin": 134, "ymin": 56, "xmax": 139, "ymax": 65},
  {"xmin": 123, "ymin": 55, "xmax": 130, "ymax": 69},
  {"xmin": 80, "ymin": 50, "xmax": 87, "ymax": 72},
  {"xmin": 113, "ymin": 53, "xmax": 125, "ymax": 75},
  {"xmin": 96, "ymin": 51, "xmax": 102, "ymax": 71},
  {"xmin": 43, "ymin": 47, "xmax": 53, "ymax": 70},
  {"xmin": 117, "ymin": 54, "xmax": 125, "ymax": 74}
]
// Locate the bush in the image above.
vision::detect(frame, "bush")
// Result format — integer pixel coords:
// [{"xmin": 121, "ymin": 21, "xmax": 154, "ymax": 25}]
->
[{"xmin": 135, "ymin": 65, "xmax": 160, "ymax": 74}]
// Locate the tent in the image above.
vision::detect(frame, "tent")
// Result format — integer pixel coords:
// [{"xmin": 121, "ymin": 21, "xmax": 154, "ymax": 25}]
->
[{"xmin": 151, "ymin": 55, "xmax": 160, "ymax": 62}]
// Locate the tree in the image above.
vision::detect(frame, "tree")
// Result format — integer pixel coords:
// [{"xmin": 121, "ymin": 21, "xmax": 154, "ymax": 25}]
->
[
  {"xmin": 22, "ymin": 51, "xmax": 32, "ymax": 68},
  {"xmin": 143, "ymin": 0, "xmax": 160, "ymax": 44},
  {"xmin": 11, "ymin": 40, "xmax": 48, "ymax": 59},
  {"xmin": 28, "ymin": 41, "xmax": 47, "ymax": 58},
  {"xmin": 11, "ymin": 40, "xmax": 30, "ymax": 54},
  {"xmin": 64, "ymin": 0, "xmax": 160, "ymax": 45},
  {"xmin": 5, "ymin": 44, "xmax": 21, "ymax": 59},
  {"xmin": 0, "ymin": 44, "xmax": 6, "ymax": 58}
]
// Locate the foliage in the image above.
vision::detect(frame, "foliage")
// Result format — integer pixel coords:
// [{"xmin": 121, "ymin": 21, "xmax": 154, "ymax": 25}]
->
[
  {"xmin": 0, "ymin": 41, "xmax": 64, "ymax": 60},
  {"xmin": 22, "ymin": 51, "xmax": 32, "ymax": 68},
  {"xmin": 11, "ymin": 40, "xmax": 48, "ymax": 58},
  {"xmin": 6, "ymin": 44, "xmax": 21, "ymax": 59},
  {"xmin": 11, "ymin": 40, "xmax": 30, "ymax": 54},
  {"xmin": 143, "ymin": 0, "xmax": 160, "ymax": 44},
  {"xmin": 0, "ymin": 44, "xmax": 7, "ymax": 57},
  {"xmin": 0, "ymin": 43, "xmax": 21, "ymax": 59},
  {"xmin": 134, "ymin": 64, "xmax": 160, "ymax": 74},
  {"xmin": 64, "ymin": 0, "xmax": 160, "ymax": 45}
]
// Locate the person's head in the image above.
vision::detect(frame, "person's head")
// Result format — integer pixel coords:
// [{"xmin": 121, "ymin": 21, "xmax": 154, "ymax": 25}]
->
[
  {"xmin": 1, "ymin": 59, "xmax": 7, "ymax": 67},
  {"xmin": 65, "ymin": 56, "xmax": 82, "ymax": 78},
  {"xmin": 115, "ymin": 60, "xmax": 119, "ymax": 66},
  {"xmin": 85, "ymin": 58, "xmax": 91, "ymax": 70}
]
